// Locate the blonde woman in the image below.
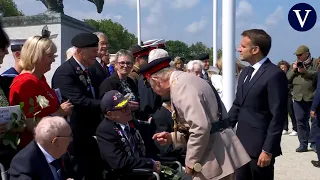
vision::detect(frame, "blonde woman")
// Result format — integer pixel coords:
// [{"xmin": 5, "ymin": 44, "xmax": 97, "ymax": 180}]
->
[
  {"xmin": 9, "ymin": 35, "xmax": 73, "ymax": 149},
  {"xmin": 211, "ymin": 57, "xmax": 246, "ymax": 100}
]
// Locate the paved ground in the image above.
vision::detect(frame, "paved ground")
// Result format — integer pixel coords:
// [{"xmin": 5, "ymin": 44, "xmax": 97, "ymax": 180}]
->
[{"xmin": 275, "ymin": 124, "xmax": 319, "ymax": 180}]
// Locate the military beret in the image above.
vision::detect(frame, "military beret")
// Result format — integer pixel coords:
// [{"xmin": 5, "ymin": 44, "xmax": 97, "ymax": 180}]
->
[
  {"xmin": 196, "ymin": 53, "xmax": 209, "ymax": 61},
  {"xmin": 129, "ymin": 44, "xmax": 150, "ymax": 58},
  {"xmin": 294, "ymin": 45, "xmax": 309, "ymax": 55},
  {"xmin": 139, "ymin": 56, "xmax": 171, "ymax": 79},
  {"xmin": 71, "ymin": 33, "xmax": 99, "ymax": 48}
]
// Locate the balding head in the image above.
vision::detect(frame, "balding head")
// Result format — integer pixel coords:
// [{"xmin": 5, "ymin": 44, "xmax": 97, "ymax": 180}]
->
[
  {"xmin": 148, "ymin": 49, "xmax": 169, "ymax": 63},
  {"xmin": 35, "ymin": 116, "xmax": 72, "ymax": 159}
]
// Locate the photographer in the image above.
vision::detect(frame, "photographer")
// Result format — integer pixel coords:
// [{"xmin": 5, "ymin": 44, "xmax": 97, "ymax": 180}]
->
[{"xmin": 287, "ymin": 45, "xmax": 319, "ymax": 153}]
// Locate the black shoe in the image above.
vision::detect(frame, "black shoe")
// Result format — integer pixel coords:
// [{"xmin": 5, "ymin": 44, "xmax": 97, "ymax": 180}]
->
[
  {"xmin": 296, "ymin": 146, "xmax": 308, "ymax": 152},
  {"xmin": 311, "ymin": 160, "xmax": 320, "ymax": 168},
  {"xmin": 310, "ymin": 144, "xmax": 317, "ymax": 153}
]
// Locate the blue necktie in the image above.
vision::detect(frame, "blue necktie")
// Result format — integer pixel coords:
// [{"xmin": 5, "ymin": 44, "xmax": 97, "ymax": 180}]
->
[{"xmin": 50, "ymin": 159, "xmax": 62, "ymax": 180}]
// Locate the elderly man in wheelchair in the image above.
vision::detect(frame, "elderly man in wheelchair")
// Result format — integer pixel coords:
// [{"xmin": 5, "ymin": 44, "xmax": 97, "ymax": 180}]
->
[{"xmin": 95, "ymin": 90, "xmax": 190, "ymax": 180}]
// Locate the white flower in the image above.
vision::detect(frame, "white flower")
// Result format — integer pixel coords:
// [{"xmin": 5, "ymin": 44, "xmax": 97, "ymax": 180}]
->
[{"xmin": 36, "ymin": 95, "xmax": 50, "ymax": 109}]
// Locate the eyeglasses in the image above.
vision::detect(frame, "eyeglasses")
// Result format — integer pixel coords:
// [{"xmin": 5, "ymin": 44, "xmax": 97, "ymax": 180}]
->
[
  {"xmin": 296, "ymin": 54, "xmax": 302, "ymax": 57},
  {"xmin": 51, "ymin": 133, "xmax": 73, "ymax": 143},
  {"xmin": 117, "ymin": 61, "xmax": 133, "ymax": 66}
]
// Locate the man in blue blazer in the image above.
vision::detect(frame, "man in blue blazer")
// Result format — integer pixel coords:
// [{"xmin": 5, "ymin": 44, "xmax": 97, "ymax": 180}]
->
[
  {"xmin": 228, "ymin": 29, "xmax": 288, "ymax": 180},
  {"xmin": 9, "ymin": 116, "xmax": 74, "ymax": 180}
]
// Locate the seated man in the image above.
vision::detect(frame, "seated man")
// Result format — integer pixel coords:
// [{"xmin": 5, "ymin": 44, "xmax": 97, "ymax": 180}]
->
[
  {"xmin": 96, "ymin": 90, "xmax": 161, "ymax": 175},
  {"xmin": 9, "ymin": 116, "xmax": 74, "ymax": 180}
]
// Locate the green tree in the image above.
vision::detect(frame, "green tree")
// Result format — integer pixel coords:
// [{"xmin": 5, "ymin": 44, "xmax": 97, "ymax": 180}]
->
[
  {"xmin": 84, "ymin": 19, "xmax": 138, "ymax": 54},
  {"xmin": 0, "ymin": 0, "xmax": 23, "ymax": 17},
  {"xmin": 165, "ymin": 40, "xmax": 190, "ymax": 60}
]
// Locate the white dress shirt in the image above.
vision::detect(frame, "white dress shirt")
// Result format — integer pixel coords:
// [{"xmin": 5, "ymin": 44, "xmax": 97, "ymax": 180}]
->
[{"xmin": 244, "ymin": 56, "xmax": 268, "ymax": 82}]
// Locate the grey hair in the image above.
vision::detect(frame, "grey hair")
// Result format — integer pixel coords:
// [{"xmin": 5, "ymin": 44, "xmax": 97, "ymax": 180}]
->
[
  {"xmin": 187, "ymin": 60, "xmax": 203, "ymax": 71},
  {"xmin": 115, "ymin": 49, "xmax": 134, "ymax": 62},
  {"xmin": 35, "ymin": 116, "xmax": 68, "ymax": 145},
  {"xmin": 93, "ymin": 32, "xmax": 107, "ymax": 38}
]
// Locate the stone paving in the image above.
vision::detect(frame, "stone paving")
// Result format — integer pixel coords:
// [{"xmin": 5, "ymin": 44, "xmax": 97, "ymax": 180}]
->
[{"xmin": 275, "ymin": 126, "xmax": 319, "ymax": 179}]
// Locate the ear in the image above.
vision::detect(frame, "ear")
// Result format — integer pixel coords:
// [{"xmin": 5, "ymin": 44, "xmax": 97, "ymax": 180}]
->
[
  {"xmin": 106, "ymin": 111, "xmax": 113, "ymax": 118},
  {"xmin": 51, "ymin": 137, "xmax": 58, "ymax": 145},
  {"xmin": 14, "ymin": 51, "xmax": 21, "ymax": 59},
  {"xmin": 251, "ymin": 46, "xmax": 260, "ymax": 55}
]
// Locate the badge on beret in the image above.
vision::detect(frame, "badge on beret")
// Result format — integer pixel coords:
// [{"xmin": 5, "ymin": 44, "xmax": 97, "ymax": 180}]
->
[
  {"xmin": 193, "ymin": 163, "xmax": 202, "ymax": 172},
  {"xmin": 121, "ymin": 138, "xmax": 126, "ymax": 142}
]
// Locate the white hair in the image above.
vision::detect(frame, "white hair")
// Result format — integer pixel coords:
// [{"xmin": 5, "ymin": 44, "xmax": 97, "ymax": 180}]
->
[
  {"xmin": 148, "ymin": 49, "xmax": 169, "ymax": 63},
  {"xmin": 66, "ymin": 47, "xmax": 75, "ymax": 60},
  {"xmin": 187, "ymin": 60, "xmax": 203, "ymax": 71},
  {"xmin": 93, "ymin": 32, "xmax": 107, "ymax": 39},
  {"xmin": 35, "ymin": 116, "xmax": 69, "ymax": 145}
]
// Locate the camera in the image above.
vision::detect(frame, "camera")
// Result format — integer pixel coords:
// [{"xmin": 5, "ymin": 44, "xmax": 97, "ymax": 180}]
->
[{"xmin": 297, "ymin": 61, "xmax": 304, "ymax": 68}]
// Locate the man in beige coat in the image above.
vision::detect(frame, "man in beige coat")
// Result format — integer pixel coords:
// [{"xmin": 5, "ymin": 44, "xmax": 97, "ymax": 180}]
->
[{"xmin": 140, "ymin": 49, "xmax": 250, "ymax": 180}]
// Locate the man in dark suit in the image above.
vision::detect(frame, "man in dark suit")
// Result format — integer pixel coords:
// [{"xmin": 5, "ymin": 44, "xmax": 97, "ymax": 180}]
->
[
  {"xmin": 96, "ymin": 90, "xmax": 160, "ymax": 177},
  {"xmin": 9, "ymin": 116, "xmax": 73, "ymax": 180},
  {"xmin": 228, "ymin": 29, "xmax": 288, "ymax": 180},
  {"xmin": 52, "ymin": 33, "xmax": 103, "ymax": 179},
  {"xmin": 89, "ymin": 32, "xmax": 110, "ymax": 96}
]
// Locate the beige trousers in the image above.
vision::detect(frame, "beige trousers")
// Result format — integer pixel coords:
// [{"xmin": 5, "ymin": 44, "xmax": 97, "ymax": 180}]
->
[{"xmin": 220, "ymin": 173, "xmax": 235, "ymax": 180}]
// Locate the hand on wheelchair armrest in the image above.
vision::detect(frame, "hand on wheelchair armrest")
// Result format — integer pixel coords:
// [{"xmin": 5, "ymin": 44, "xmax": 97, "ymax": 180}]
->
[{"xmin": 131, "ymin": 168, "xmax": 154, "ymax": 173}]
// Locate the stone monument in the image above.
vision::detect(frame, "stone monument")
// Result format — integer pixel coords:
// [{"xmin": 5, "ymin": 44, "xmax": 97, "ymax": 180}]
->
[{"xmin": 0, "ymin": 1, "xmax": 103, "ymax": 86}]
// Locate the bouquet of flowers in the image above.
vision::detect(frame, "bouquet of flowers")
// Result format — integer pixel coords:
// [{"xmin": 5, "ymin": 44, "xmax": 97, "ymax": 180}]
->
[
  {"xmin": 160, "ymin": 165, "xmax": 181, "ymax": 180},
  {"xmin": 1, "ymin": 95, "xmax": 49, "ymax": 149}
]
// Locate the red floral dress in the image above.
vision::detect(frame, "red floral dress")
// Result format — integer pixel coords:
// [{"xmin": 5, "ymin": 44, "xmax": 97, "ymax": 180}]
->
[{"xmin": 9, "ymin": 73, "xmax": 59, "ymax": 149}]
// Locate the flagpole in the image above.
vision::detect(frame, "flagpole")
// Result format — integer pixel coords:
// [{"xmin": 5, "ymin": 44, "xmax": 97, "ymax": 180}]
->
[
  {"xmin": 222, "ymin": 0, "xmax": 236, "ymax": 111},
  {"xmin": 137, "ymin": 0, "xmax": 141, "ymax": 45},
  {"xmin": 212, "ymin": 0, "xmax": 217, "ymax": 67}
]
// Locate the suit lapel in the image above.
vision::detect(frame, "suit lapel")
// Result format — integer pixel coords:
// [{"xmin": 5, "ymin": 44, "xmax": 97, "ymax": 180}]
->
[
  {"xmin": 241, "ymin": 59, "xmax": 271, "ymax": 105},
  {"xmin": 69, "ymin": 58, "xmax": 94, "ymax": 98},
  {"xmin": 33, "ymin": 141, "xmax": 56, "ymax": 180}
]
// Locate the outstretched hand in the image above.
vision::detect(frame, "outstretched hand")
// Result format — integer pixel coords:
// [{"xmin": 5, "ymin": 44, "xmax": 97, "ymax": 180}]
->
[{"xmin": 152, "ymin": 132, "xmax": 172, "ymax": 145}]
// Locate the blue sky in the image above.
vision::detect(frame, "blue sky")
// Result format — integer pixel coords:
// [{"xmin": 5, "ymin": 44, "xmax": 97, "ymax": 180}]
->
[{"xmin": 14, "ymin": 0, "xmax": 320, "ymax": 63}]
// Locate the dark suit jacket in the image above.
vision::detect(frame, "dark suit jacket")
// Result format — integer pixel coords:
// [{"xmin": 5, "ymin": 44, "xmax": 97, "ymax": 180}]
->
[
  {"xmin": 99, "ymin": 73, "xmax": 138, "ymax": 100},
  {"xmin": 89, "ymin": 59, "xmax": 110, "ymax": 96},
  {"xmin": 52, "ymin": 58, "xmax": 102, "ymax": 142},
  {"xmin": 96, "ymin": 118, "xmax": 154, "ymax": 173},
  {"xmin": 311, "ymin": 72, "xmax": 320, "ymax": 112},
  {"xmin": 228, "ymin": 59, "xmax": 288, "ymax": 158},
  {"xmin": 8, "ymin": 140, "xmax": 72, "ymax": 180}
]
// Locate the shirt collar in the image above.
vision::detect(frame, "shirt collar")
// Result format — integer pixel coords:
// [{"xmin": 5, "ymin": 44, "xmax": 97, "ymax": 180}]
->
[
  {"xmin": 96, "ymin": 57, "xmax": 102, "ymax": 64},
  {"xmin": 73, "ymin": 56, "xmax": 86, "ymax": 71},
  {"xmin": 37, "ymin": 143, "xmax": 56, "ymax": 164},
  {"xmin": 252, "ymin": 56, "xmax": 268, "ymax": 70},
  {"xmin": 119, "ymin": 123, "xmax": 129, "ymax": 131}
]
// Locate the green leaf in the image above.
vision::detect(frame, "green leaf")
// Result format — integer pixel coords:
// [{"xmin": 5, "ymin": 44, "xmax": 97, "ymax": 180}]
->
[
  {"xmin": 164, "ymin": 169, "xmax": 173, "ymax": 176},
  {"xmin": 172, "ymin": 174, "xmax": 181, "ymax": 180},
  {"xmin": 16, "ymin": 137, "xmax": 20, "ymax": 145},
  {"xmin": 29, "ymin": 98, "xmax": 34, "ymax": 106},
  {"xmin": 29, "ymin": 106, "xmax": 34, "ymax": 113},
  {"xmin": 12, "ymin": 112, "xmax": 18, "ymax": 120},
  {"xmin": 19, "ymin": 102, "xmax": 24, "ymax": 109}
]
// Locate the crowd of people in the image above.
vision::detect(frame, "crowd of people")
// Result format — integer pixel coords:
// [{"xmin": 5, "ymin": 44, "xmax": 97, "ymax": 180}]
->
[{"xmin": 0, "ymin": 19, "xmax": 319, "ymax": 180}]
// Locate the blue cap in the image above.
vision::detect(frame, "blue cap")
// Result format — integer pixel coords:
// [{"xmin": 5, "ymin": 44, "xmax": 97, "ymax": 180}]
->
[{"xmin": 100, "ymin": 90, "xmax": 129, "ymax": 112}]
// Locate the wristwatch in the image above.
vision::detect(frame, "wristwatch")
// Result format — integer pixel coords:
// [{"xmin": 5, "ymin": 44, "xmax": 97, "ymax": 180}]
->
[{"xmin": 193, "ymin": 163, "xmax": 202, "ymax": 172}]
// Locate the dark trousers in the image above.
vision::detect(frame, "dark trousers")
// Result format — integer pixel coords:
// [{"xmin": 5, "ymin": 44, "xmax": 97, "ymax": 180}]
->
[
  {"xmin": 293, "ymin": 100, "xmax": 320, "ymax": 147},
  {"xmin": 236, "ymin": 157, "xmax": 275, "ymax": 180},
  {"xmin": 284, "ymin": 95, "xmax": 297, "ymax": 131},
  {"xmin": 315, "ymin": 111, "xmax": 320, "ymax": 160}
]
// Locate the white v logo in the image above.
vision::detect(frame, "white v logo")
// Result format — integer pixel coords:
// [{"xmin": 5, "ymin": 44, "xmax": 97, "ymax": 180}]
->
[{"xmin": 292, "ymin": 10, "xmax": 312, "ymax": 28}]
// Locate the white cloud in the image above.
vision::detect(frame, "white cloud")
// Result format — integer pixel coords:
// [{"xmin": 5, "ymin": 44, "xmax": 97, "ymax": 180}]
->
[
  {"xmin": 236, "ymin": 0, "xmax": 253, "ymax": 18},
  {"xmin": 171, "ymin": 0, "xmax": 200, "ymax": 9},
  {"xmin": 114, "ymin": 15, "xmax": 122, "ymax": 20},
  {"xmin": 265, "ymin": 6, "xmax": 284, "ymax": 25},
  {"xmin": 185, "ymin": 17, "xmax": 207, "ymax": 33},
  {"xmin": 145, "ymin": 1, "xmax": 163, "ymax": 24}
]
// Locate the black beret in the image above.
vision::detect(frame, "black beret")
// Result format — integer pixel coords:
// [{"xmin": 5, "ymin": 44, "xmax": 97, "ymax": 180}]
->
[
  {"xmin": 71, "ymin": 33, "xmax": 99, "ymax": 48},
  {"xmin": 196, "ymin": 53, "xmax": 209, "ymax": 61},
  {"xmin": 140, "ymin": 56, "xmax": 171, "ymax": 79},
  {"xmin": 129, "ymin": 44, "xmax": 150, "ymax": 58}
]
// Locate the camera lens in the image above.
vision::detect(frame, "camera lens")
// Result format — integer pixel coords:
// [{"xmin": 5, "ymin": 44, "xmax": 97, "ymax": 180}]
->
[{"xmin": 297, "ymin": 62, "xmax": 304, "ymax": 68}]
